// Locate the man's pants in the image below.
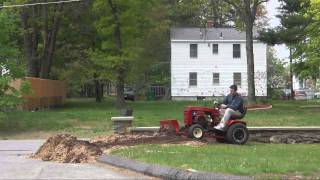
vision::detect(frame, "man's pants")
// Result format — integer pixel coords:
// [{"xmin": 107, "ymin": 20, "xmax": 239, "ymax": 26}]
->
[{"xmin": 217, "ymin": 108, "xmax": 242, "ymax": 128}]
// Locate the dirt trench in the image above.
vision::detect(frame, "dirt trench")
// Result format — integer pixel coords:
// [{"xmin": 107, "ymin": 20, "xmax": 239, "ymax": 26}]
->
[{"xmin": 31, "ymin": 131, "xmax": 206, "ymax": 163}]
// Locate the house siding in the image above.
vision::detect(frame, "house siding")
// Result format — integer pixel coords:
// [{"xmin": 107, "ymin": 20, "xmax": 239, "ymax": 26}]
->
[{"xmin": 171, "ymin": 41, "xmax": 267, "ymax": 99}]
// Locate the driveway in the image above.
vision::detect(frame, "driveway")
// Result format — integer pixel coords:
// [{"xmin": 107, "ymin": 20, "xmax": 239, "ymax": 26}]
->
[{"xmin": 0, "ymin": 140, "xmax": 149, "ymax": 179}]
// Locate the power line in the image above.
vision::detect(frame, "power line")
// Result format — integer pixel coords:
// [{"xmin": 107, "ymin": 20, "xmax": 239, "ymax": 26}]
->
[{"xmin": 0, "ymin": 0, "xmax": 82, "ymax": 9}]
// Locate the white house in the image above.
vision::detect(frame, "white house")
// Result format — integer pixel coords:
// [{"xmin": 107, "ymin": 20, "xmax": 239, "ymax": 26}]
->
[{"xmin": 170, "ymin": 28, "xmax": 267, "ymax": 100}]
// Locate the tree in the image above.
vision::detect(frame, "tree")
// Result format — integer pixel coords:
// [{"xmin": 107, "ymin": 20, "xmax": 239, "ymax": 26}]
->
[
  {"xmin": 0, "ymin": 5, "xmax": 25, "ymax": 78},
  {"xmin": 267, "ymin": 47, "xmax": 286, "ymax": 89},
  {"xmin": 166, "ymin": 0, "xmax": 235, "ymax": 28},
  {"xmin": 0, "ymin": 5, "xmax": 30, "ymax": 116},
  {"xmin": 294, "ymin": 0, "xmax": 320, "ymax": 90},
  {"xmin": 129, "ymin": 2, "xmax": 171, "ymax": 98},
  {"xmin": 90, "ymin": 0, "xmax": 156, "ymax": 109},
  {"xmin": 49, "ymin": 0, "xmax": 105, "ymax": 101},
  {"xmin": 2, "ymin": 0, "xmax": 79, "ymax": 79},
  {"xmin": 225, "ymin": 0, "xmax": 268, "ymax": 105},
  {"xmin": 259, "ymin": 0, "xmax": 312, "ymax": 98}
]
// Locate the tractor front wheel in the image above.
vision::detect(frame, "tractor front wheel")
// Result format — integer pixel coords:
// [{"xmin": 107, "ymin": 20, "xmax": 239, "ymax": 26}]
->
[
  {"xmin": 226, "ymin": 123, "xmax": 249, "ymax": 145},
  {"xmin": 189, "ymin": 124, "xmax": 204, "ymax": 139}
]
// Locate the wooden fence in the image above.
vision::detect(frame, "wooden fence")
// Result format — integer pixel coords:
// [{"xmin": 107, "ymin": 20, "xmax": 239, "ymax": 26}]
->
[{"xmin": 11, "ymin": 77, "xmax": 66, "ymax": 111}]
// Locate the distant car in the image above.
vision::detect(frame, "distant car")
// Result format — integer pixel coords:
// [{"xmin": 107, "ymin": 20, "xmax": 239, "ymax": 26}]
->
[
  {"xmin": 304, "ymin": 89, "xmax": 315, "ymax": 99},
  {"xmin": 294, "ymin": 89, "xmax": 307, "ymax": 100},
  {"xmin": 124, "ymin": 87, "xmax": 135, "ymax": 101}
]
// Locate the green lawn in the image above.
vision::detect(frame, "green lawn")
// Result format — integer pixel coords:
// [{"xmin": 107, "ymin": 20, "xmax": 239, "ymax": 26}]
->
[
  {"xmin": 2, "ymin": 98, "xmax": 320, "ymax": 177},
  {"xmin": 0, "ymin": 98, "xmax": 319, "ymax": 138},
  {"xmin": 111, "ymin": 143, "xmax": 320, "ymax": 178}
]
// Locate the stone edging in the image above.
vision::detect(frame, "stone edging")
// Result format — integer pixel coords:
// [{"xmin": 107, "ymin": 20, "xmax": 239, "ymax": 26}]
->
[
  {"xmin": 128, "ymin": 126, "xmax": 320, "ymax": 133},
  {"xmin": 97, "ymin": 155, "xmax": 253, "ymax": 180},
  {"xmin": 300, "ymin": 105, "xmax": 320, "ymax": 108},
  {"xmin": 247, "ymin": 105, "xmax": 272, "ymax": 111}
]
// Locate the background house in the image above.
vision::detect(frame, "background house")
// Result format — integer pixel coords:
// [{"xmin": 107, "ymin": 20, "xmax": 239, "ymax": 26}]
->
[{"xmin": 170, "ymin": 28, "xmax": 267, "ymax": 100}]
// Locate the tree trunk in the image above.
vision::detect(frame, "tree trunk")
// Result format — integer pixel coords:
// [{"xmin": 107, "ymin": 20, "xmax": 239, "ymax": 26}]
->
[
  {"xmin": 40, "ymin": 4, "xmax": 63, "ymax": 79},
  {"xmin": 21, "ymin": 6, "xmax": 39, "ymax": 77},
  {"xmin": 245, "ymin": 23, "xmax": 256, "ymax": 105},
  {"xmin": 289, "ymin": 48, "xmax": 294, "ymax": 99},
  {"xmin": 100, "ymin": 83, "xmax": 104, "ymax": 99},
  {"xmin": 244, "ymin": 1, "xmax": 256, "ymax": 105},
  {"xmin": 95, "ymin": 79, "xmax": 102, "ymax": 102},
  {"xmin": 108, "ymin": 0, "xmax": 126, "ymax": 110},
  {"xmin": 116, "ymin": 68, "xmax": 125, "ymax": 109}
]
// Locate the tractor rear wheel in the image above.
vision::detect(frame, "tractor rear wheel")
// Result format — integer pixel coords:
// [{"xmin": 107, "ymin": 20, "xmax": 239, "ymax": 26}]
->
[
  {"xmin": 188, "ymin": 124, "xmax": 204, "ymax": 139},
  {"xmin": 226, "ymin": 123, "xmax": 249, "ymax": 145}
]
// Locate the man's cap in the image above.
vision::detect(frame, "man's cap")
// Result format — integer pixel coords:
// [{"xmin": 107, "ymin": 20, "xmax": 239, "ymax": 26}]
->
[{"xmin": 229, "ymin": 84, "xmax": 238, "ymax": 91}]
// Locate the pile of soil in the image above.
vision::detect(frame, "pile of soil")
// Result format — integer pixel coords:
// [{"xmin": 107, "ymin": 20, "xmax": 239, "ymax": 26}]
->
[
  {"xmin": 31, "ymin": 134, "xmax": 102, "ymax": 163},
  {"xmin": 31, "ymin": 132, "xmax": 205, "ymax": 163}
]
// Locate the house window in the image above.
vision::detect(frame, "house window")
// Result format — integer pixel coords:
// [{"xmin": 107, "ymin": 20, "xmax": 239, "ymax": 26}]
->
[
  {"xmin": 190, "ymin": 44, "xmax": 198, "ymax": 58},
  {"xmin": 233, "ymin": 44, "xmax": 241, "ymax": 58},
  {"xmin": 212, "ymin": 44, "xmax": 218, "ymax": 54},
  {"xmin": 233, "ymin": 73, "xmax": 241, "ymax": 86},
  {"xmin": 189, "ymin": 72, "xmax": 197, "ymax": 86},
  {"xmin": 213, "ymin": 73, "xmax": 219, "ymax": 84}
]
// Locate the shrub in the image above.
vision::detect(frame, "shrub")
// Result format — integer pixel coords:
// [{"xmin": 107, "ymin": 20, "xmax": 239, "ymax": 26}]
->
[
  {"xmin": 267, "ymin": 86, "xmax": 282, "ymax": 100},
  {"xmin": 0, "ymin": 76, "xmax": 30, "ymax": 113}
]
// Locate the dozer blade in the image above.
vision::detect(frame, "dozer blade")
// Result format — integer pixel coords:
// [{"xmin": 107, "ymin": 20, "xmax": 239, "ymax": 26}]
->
[{"xmin": 159, "ymin": 119, "xmax": 180, "ymax": 135}]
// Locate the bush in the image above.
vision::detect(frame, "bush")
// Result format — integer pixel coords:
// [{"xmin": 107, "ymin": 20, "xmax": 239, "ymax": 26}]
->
[
  {"xmin": 0, "ymin": 76, "xmax": 30, "ymax": 112},
  {"xmin": 267, "ymin": 86, "xmax": 282, "ymax": 100}
]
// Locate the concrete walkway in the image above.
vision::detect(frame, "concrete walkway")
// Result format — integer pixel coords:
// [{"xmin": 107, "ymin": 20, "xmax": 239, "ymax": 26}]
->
[{"xmin": 0, "ymin": 140, "xmax": 147, "ymax": 179}]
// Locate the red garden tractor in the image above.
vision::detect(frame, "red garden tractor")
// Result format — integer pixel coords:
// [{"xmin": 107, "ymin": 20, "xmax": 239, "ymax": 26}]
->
[{"xmin": 160, "ymin": 102, "xmax": 249, "ymax": 145}]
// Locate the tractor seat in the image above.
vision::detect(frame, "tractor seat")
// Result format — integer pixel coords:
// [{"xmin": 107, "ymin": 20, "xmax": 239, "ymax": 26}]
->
[{"xmin": 231, "ymin": 106, "xmax": 247, "ymax": 120}]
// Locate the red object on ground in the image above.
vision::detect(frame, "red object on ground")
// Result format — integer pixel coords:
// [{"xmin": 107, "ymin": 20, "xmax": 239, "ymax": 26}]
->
[{"xmin": 159, "ymin": 119, "xmax": 180, "ymax": 134}]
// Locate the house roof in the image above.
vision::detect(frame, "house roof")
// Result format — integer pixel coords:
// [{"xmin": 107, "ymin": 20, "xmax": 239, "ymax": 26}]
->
[{"xmin": 170, "ymin": 27, "xmax": 259, "ymax": 41}]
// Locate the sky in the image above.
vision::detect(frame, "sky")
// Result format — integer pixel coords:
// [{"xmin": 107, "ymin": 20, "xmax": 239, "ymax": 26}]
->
[{"xmin": 265, "ymin": 0, "xmax": 290, "ymax": 62}]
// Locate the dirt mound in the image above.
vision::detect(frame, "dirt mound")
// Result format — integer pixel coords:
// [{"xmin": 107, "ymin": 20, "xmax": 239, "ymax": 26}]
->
[{"xmin": 31, "ymin": 134, "xmax": 102, "ymax": 163}]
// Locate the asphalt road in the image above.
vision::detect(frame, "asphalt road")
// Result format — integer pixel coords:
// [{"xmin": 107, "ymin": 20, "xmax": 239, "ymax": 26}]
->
[{"xmin": 0, "ymin": 140, "xmax": 148, "ymax": 179}]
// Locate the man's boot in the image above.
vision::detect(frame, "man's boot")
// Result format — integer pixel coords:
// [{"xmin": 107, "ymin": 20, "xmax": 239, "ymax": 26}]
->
[{"xmin": 214, "ymin": 120, "xmax": 226, "ymax": 131}]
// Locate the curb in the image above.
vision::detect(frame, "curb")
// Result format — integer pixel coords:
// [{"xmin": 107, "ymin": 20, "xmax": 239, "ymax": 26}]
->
[{"xmin": 98, "ymin": 155, "xmax": 253, "ymax": 180}]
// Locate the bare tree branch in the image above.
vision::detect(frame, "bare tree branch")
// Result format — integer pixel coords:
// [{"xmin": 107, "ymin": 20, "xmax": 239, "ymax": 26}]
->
[{"xmin": 225, "ymin": 0, "xmax": 246, "ymax": 20}]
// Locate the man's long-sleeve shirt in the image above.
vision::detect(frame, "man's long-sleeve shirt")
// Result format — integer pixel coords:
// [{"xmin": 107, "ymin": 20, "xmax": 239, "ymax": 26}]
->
[{"xmin": 223, "ymin": 93, "xmax": 244, "ymax": 113}]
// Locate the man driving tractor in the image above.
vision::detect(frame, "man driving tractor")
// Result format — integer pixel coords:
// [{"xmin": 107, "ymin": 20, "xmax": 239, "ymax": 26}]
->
[{"xmin": 214, "ymin": 85, "xmax": 244, "ymax": 131}]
